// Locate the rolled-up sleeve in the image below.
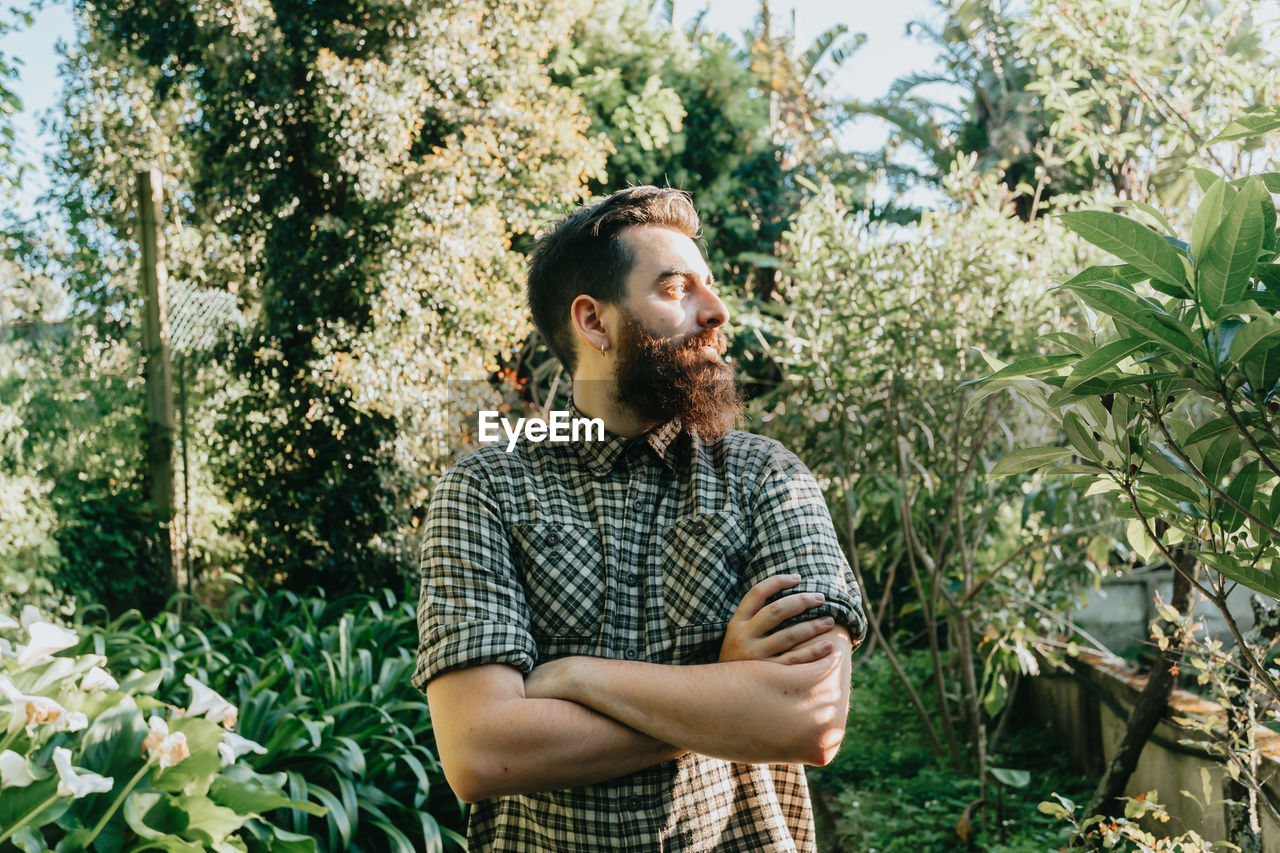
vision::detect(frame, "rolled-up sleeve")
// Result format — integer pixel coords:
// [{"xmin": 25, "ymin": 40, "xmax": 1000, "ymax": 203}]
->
[
  {"xmin": 411, "ymin": 460, "xmax": 537, "ymax": 692},
  {"xmin": 745, "ymin": 442, "xmax": 867, "ymax": 649}
]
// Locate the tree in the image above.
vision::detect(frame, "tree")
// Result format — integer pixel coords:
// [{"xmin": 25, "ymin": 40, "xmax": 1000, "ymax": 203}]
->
[
  {"xmin": 56, "ymin": 0, "xmax": 607, "ymax": 594},
  {"xmin": 851, "ymin": 0, "xmax": 1280, "ymax": 219},
  {"xmin": 981, "ymin": 110, "xmax": 1280, "ymax": 843}
]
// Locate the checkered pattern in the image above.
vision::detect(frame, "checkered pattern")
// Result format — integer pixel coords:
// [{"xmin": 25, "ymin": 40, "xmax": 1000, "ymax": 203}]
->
[{"xmin": 413, "ymin": 403, "xmax": 866, "ymax": 852}]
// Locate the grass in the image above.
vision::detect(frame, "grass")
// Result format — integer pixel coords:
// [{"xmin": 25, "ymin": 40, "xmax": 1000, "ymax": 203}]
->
[{"xmin": 810, "ymin": 650, "xmax": 1094, "ymax": 852}]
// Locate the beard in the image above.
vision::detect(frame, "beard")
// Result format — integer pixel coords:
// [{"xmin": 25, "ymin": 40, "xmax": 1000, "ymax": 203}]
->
[{"xmin": 611, "ymin": 308, "xmax": 743, "ymax": 441}]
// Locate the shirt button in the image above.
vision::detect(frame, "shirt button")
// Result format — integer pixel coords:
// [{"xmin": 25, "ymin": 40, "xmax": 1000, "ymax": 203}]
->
[
  {"xmin": 631, "ymin": 497, "xmax": 643, "ymax": 512},
  {"xmin": 624, "ymin": 648, "xmax": 638, "ymax": 660},
  {"xmin": 626, "ymin": 795, "xmax": 642, "ymax": 810},
  {"xmin": 692, "ymin": 520, "xmax": 707, "ymax": 534},
  {"xmin": 625, "ymin": 571, "xmax": 638, "ymax": 586},
  {"xmin": 544, "ymin": 531, "xmax": 560, "ymax": 546}
]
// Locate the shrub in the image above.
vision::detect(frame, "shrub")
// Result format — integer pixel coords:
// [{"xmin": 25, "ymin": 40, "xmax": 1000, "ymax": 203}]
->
[
  {"xmin": 85, "ymin": 586, "xmax": 464, "ymax": 853},
  {"xmin": 0, "ymin": 605, "xmax": 317, "ymax": 850}
]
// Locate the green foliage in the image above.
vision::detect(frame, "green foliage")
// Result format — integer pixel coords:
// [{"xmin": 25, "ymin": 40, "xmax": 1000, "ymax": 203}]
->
[
  {"xmin": 0, "ymin": 606, "xmax": 315, "ymax": 850},
  {"xmin": 0, "ymin": 333, "xmax": 180, "ymax": 615},
  {"xmin": 1040, "ymin": 790, "xmax": 1230, "ymax": 851},
  {"xmin": 980, "ymin": 112, "xmax": 1280, "ymax": 606},
  {"xmin": 812, "ymin": 652, "xmax": 1091, "ymax": 852},
  {"xmin": 859, "ymin": 0, "xmax": 1280, "ymax": 216},
  {"xmin": 57, "ymin": 0, "xmax": 608, "ymax": 595},
  {"xmin": 757, "ymin": 157, "xmax": 1112, "ymax": 774},
  {"xmin": 85, "ymin": 586, "xmax": 463, "ymax": 853},
  {"xmin": 555, "ymin": 0, "xmax": 862, "ymax": 296}
]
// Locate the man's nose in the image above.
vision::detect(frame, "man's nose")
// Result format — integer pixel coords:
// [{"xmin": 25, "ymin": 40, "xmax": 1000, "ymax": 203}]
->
[{"xmin": 698, "ymin": 289, "xmax": 729, "ymax": 329}]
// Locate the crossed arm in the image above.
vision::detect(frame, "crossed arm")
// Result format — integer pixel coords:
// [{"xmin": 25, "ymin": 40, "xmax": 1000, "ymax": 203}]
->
[{"xmin": 426, "ymin": 575, "xmax": 853, "ymax": 803}]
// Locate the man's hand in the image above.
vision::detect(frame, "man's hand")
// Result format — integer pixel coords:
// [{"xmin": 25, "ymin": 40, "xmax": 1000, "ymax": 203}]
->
[{"xmin": 719, "ymin": 574, "xmax": 838, "ymax": 665}]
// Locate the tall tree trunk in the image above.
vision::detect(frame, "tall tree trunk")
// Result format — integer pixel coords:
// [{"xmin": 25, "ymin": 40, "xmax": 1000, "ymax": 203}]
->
[{"xmin": 1086, "ymin": 547, "xmax": 1196, "ymax": 818}]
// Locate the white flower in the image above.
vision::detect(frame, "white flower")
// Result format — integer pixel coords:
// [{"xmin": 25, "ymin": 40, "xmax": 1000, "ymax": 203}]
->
[
  {"xmin": 80, "ymin": 666, "xmax": 119, "ymax": 692},
  {"xmin": 217, "ymin": 731, "xmax": 267, "ymax": 767},
  {"xmin": 51, "ymin": 710, "xmax": 89, "ymax": 733},
  {"xmin": 141, "ymin": 716, "xmax": 190, "ymax": 770},
  {"xmin": 19, "ymin": 605, "xmax": 40, "ymax": 629},
  {"xmin": 53, "ymin": 747, "xmax": 113, "ymax": 798},
  {"xmin": 0, "ymin": 613, "xmax": 18, "ymax": 631},
  {"xmin": 0, "ymin": 638, "xmax": 12, "ymax": 658},
  {"xmin": 0, "ymin": 749, "xmax": 36, "ymax": 788},
  {"xmin": 0, "ymin": 678, "xmax": 71, "ymax": 731},
  {"xmin": 15, "ymin": 622, "xmax": 79, "ymax": 668},
  {"xmin": 182, "ymin": 674, "xmax": 237, "ymax": 728}
]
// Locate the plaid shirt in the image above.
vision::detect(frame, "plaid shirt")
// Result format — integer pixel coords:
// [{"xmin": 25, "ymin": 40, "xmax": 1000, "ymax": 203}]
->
[{"xmin": 412, "ymin": 403, "xmax": 866, "ymax": 852}]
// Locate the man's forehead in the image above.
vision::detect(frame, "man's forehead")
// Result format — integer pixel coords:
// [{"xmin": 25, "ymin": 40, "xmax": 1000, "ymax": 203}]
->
[{"xmin": 620, "ymin": 225, "xmax": 709, "ymax": 276}]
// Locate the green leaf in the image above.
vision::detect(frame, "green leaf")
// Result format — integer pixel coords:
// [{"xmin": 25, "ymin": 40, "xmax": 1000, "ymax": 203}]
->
[
  {"xmin": 1059, "ymin": 264, "xmax": 1152, "ymax": 290},
  {"xmin": 1197, "ymin": 551, "xmax": 1280, "ymax": 598},
  {"xmin": 1063, "ymin": 337, "xmax": 1149, "ymax": 390},
  {"xmin": 989, "ymin": 767, "xmax": 1032, "ymax": 788},
  {"xmin": 1229, "ymin": 316, "xmax": 1280, "ymax": 364},
  {"xmin": 1209, "ymin": 107, "xmax": 1280, "ymax": 143},
  {"xmin": 172, "ymin": 795, "xmax": 246, "ymax": 845},
  {"xmin": 989, "ymin": 446, "xmax": 1073, "ymax": 477},
  {"xmin": 267, "ymin": 826, "xmax": 318, "ymax": 853},
  {"xmin": 210, "ymin": 767, "xmax": 326, "ymax": 818},
  {"xmin": 960, "ymin": 354, "xmax": 1076, "ymax": 387},
  {"xmin": 1183, "ymin": 416, "xmax": 1240, "ymax": 447},
  {"xmin": 1199, "ymin": 178, "xmax": 1266, "ymax": 318},
  {"xmin": 1118, "ymin": 200, "xmax": 1178, "ymax": 238},
  {"xmin": 1191, "ymin": 178, "xmax": 1227, "ymax": 260},
  {"xmin": 1219, "ymin": 460, "xmax": 1261, "ymax": 533},
  {"xmin": 1127, "ymin": 518, "xmax": 1157, "ymax": 563},
  {"xmin": 1201, "ymin": 432, "xmax": 1242, "ymax": 488},
  {"xmin": 1062, "ymin": 410, "xmax": 1101, "ymax": 462},
  {"xmin": 1059, "ymin": 211, "xmax": 1188, "ymax": 291},
  {"xmin": 1066, "ymin": 283, "xmax": 1196, "ymax": 358}
]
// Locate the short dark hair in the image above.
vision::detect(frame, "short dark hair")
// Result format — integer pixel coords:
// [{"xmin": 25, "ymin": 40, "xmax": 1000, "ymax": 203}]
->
[{"xmin": 527, "ymin": 186, "xmax": 700, "ymax": 373}]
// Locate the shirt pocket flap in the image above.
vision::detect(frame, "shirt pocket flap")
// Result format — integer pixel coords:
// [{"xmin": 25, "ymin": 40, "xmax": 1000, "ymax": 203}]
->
[
  {"xmin": 661, "ymin": 510, "xmax": 746, "ymax": 630},
  {"xmin": 510, "ymin": 522, "xmax": 604, "ymax": 639}
]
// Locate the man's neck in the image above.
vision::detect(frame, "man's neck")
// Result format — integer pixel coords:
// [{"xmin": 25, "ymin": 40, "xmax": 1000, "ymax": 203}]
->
[{"xmin": 571, "ymin": 375, "xmax": 658, "ymax": 438}]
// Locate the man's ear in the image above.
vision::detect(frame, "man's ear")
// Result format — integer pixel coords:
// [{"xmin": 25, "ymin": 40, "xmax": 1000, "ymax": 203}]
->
[{"xmin": 570, "ymin": 294, "xmax": 613, "ymax": 356}]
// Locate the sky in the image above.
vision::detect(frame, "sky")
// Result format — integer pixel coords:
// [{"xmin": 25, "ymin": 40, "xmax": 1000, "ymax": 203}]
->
[{"xmin": 0, "ymin": 0, "xmax": 951, "ymax": 214}]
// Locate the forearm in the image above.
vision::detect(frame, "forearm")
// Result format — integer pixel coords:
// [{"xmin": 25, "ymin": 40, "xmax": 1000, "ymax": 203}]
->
[
  {"xmin": 536, "ymin": 649, "xmax": 850, "ymax": 766},
  {"xmin": 427, "ymin": 668, "xmax": 685, "ymax": 803}
]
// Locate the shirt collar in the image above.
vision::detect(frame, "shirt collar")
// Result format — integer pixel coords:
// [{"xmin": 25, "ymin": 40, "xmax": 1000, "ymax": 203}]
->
[{"xmin": 566, "ymin": 400, "xmax": 687, "ymax": 477}]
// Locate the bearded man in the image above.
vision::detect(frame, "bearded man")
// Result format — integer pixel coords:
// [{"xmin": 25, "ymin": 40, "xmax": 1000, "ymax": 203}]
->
[{"xmin": 412, "ymin": 186, "xmax": 867, "ymax": 852}]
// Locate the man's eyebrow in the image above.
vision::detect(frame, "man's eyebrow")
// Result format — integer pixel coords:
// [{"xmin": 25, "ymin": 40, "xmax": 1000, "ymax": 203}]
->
[{"xmin": 653, "ymin": 268, "xmax": 715, "ymax": 286}]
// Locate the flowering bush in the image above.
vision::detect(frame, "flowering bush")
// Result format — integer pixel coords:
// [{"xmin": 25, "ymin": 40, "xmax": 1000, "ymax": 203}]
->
[{"xmin": 0, "ymin": 605, "xmax": 321, "ymax": 850}]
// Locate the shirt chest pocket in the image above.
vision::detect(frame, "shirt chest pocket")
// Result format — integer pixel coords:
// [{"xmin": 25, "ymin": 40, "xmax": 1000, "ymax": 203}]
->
[
  {"xmin": 661, "ymin": 510, "xmax": 747, "ymax": 640},
  {"xmin": 510, "ymin": 522, "xmax": 605, "ymax": 640}
]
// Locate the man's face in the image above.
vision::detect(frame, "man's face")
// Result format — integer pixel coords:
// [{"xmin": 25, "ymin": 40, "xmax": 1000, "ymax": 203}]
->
[{"xmin": 609, "ymin": 226, "xmax": 742, "ymax": 439}]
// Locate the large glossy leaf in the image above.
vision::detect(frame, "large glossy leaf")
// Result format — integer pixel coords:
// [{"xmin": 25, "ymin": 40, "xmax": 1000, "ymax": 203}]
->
[
  {"xmin": 989, "ymin": 446, "xmax": 1073, "ymax": 477},
  {"xmin": 1228, "ymin": 316, "xmax": 1280, "ymax": 365},
  {"xmin": 1209, "ymin": 107, "xmax": 1280, "ymax": 144},
  {"xmin": 1191, "ymin": 178, "xmax": 1227, "ymax": 260},
  {"xmin": 1059, "ymin": 263, "xmax": 1152, "ymax": 290},
  {"xmin": 1063, "ymin": 337, "xmax": 1149, "ymax": 390},
  {"xmin": 1060, "ymin": 211, "xmax": 1188, "ymax": 291},
  {"xmin": 1199, "ymin": 178, "xmax": 1266, "ymax": 319},
  {"xmin": 1066, "ymin": 283, "xmax": 1196, "ymax": 358},
  {"xmin": 1219, "ymin": 460, "xmax": 1261, "ymax": 533},
  {"xmin": 1197, "ymin": 551, "xmax": 1280, "ymax": 598}
]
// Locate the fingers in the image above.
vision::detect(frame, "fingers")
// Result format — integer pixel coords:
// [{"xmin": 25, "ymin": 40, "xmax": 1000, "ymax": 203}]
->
[
  {"xmin": 756, "ymin": 614, "xmax": 835, "ymax": 658},
  {"xmin": 752, "ymin": 591, "xmax": 826, "ymax": 636},
  {"xmin": 731, "ymin": 574, "xmax": 802, "ymax": 622},
  {"xmin": 772, "ymin": 630, "xmax": 837, "ymax": 665}
]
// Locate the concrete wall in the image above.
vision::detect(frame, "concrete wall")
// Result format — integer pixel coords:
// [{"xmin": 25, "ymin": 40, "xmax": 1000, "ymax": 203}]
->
[
  {"xmin": 1028, "ymin": 649, "xmax": 1280, "ymax": 849},
  {"xmin": 1071, "ymin": 569, "xmax": 1258, "ymax": 654}
]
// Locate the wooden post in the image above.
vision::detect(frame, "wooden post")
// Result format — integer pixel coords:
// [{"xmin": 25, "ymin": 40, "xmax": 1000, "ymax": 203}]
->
[{"xmin": 137, "ymin": 169, "xmax": 177, "ymax": 600}]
